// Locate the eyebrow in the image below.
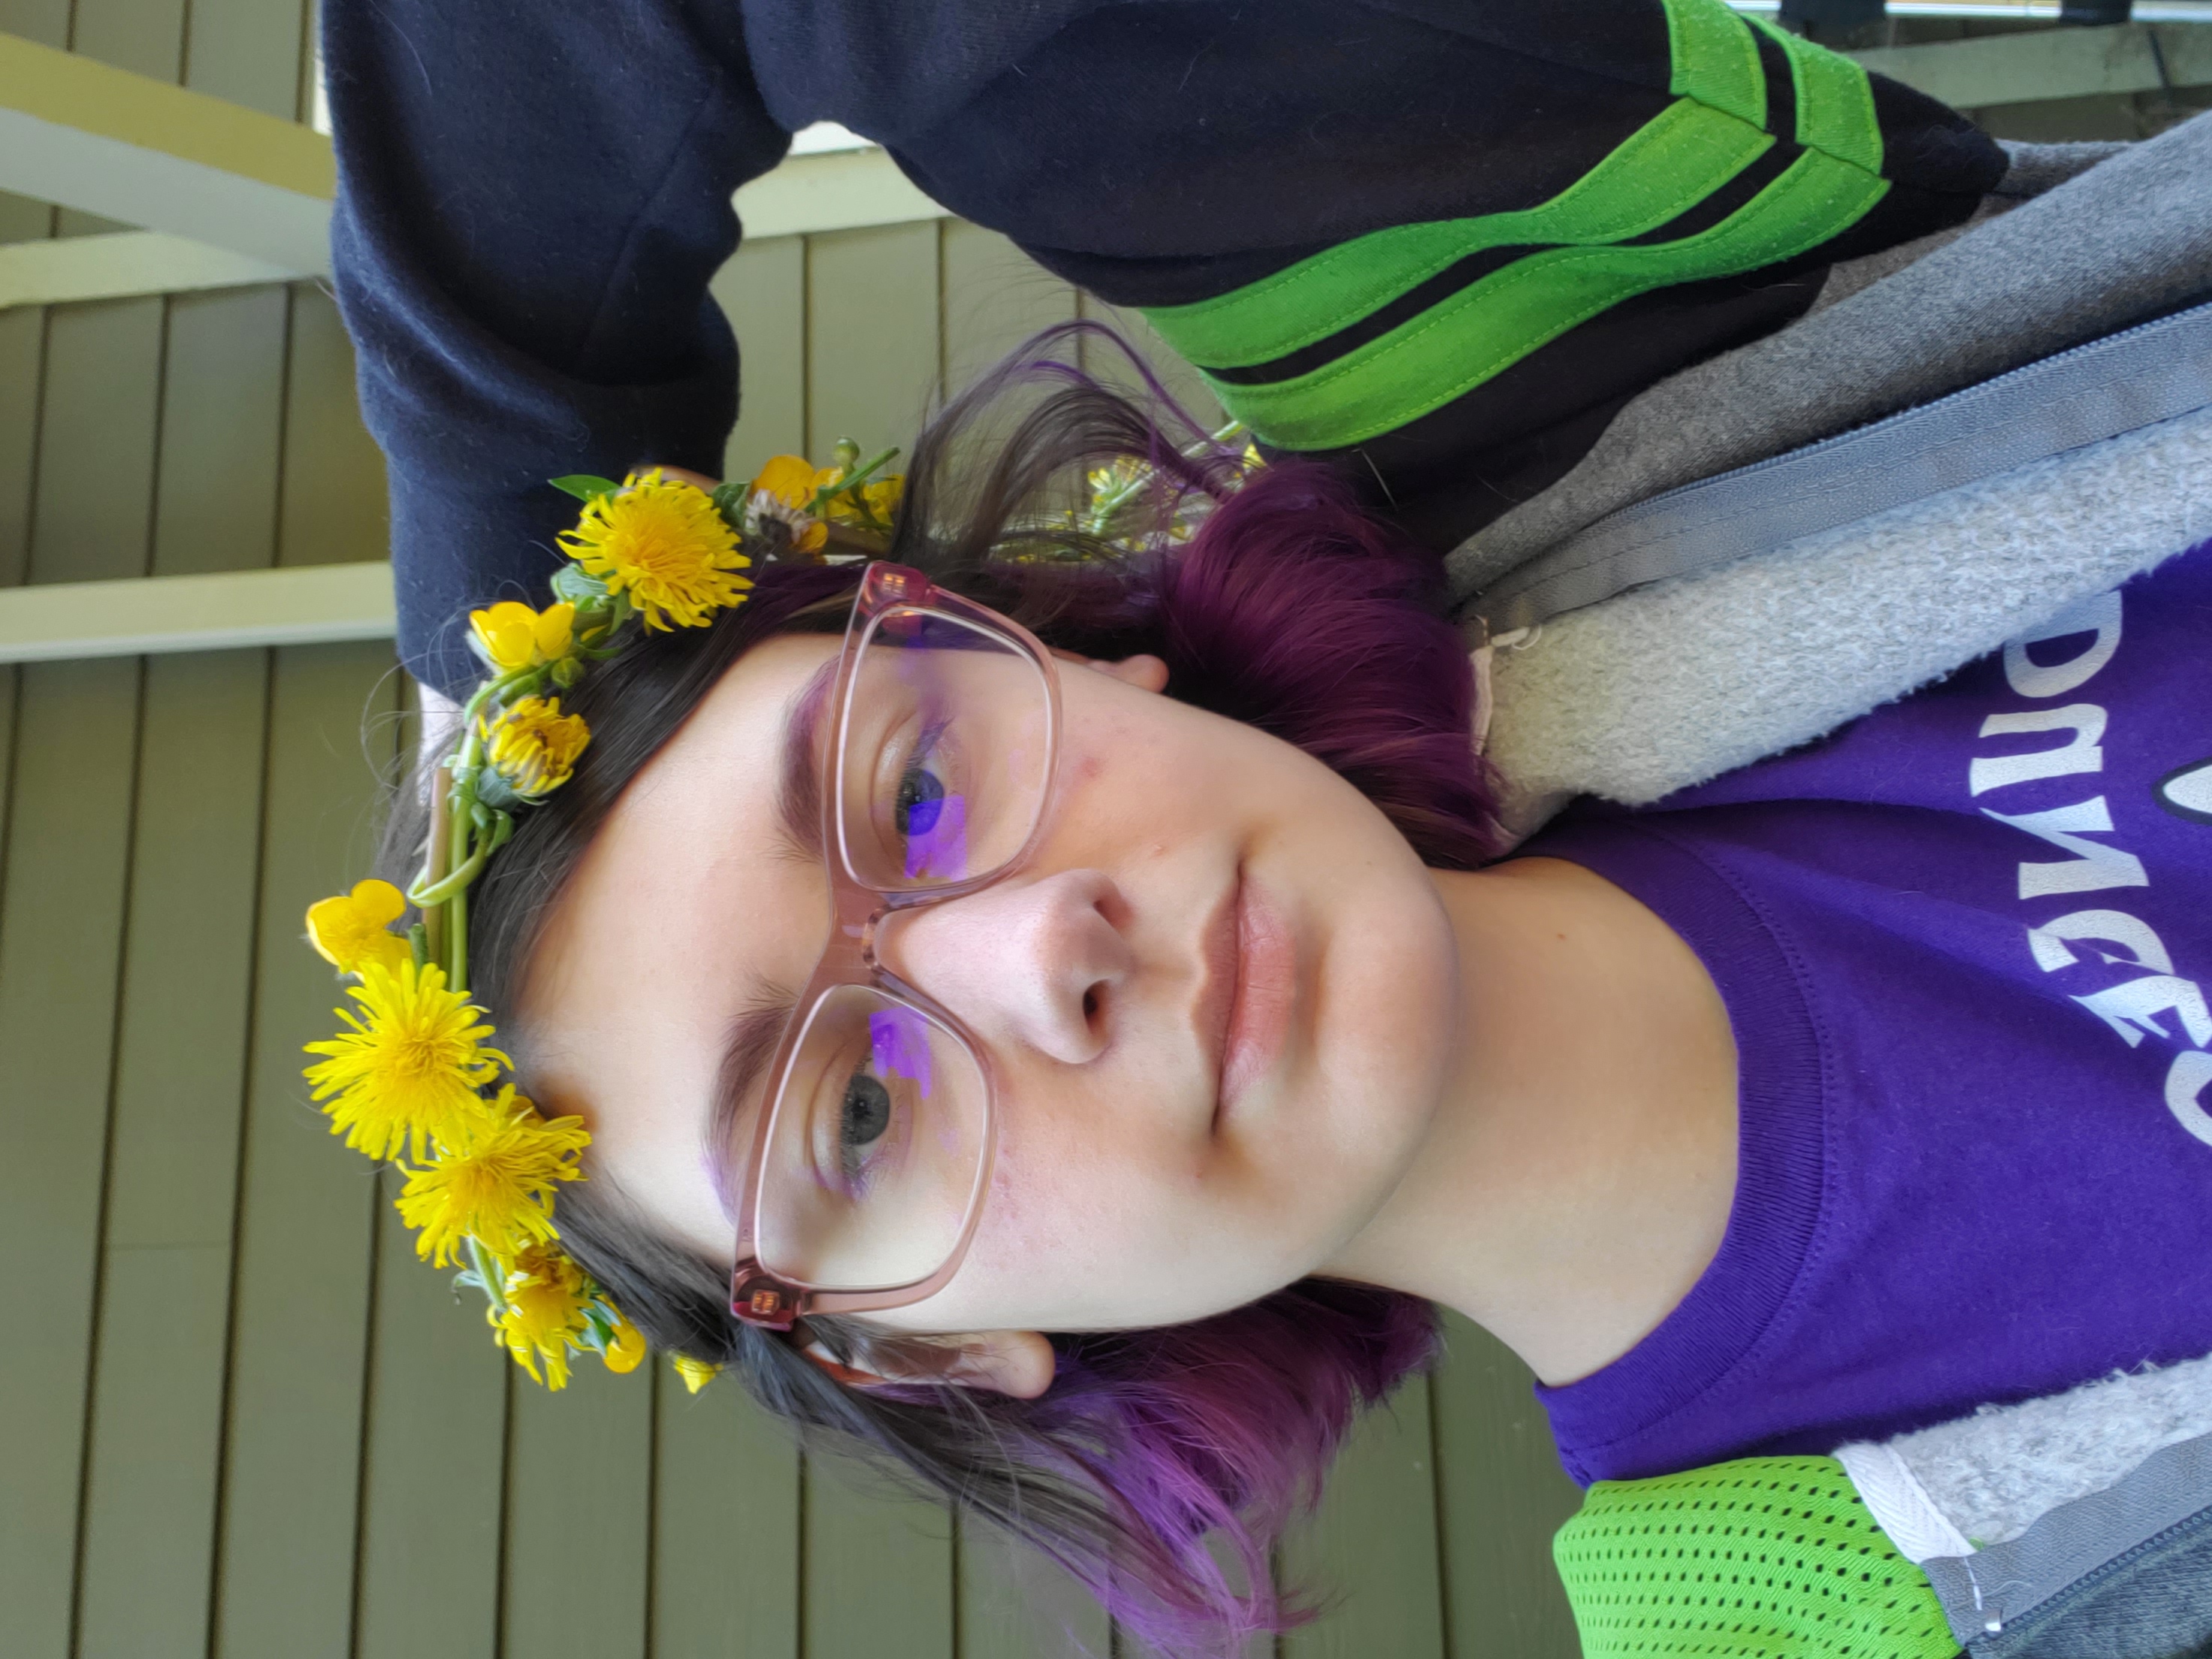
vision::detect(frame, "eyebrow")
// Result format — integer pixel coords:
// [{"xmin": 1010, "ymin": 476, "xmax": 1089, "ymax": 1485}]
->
[
  {"xmin": 704, "ymin": 987, "xmax": 799, "ymax": 1221},
  {"xmin": 775, "ymin": 656, "xmax": 836, "ymax": 865},
  {"xmin": 703, "ymin": 657, "xmax": 840, "ymax": 1219}
]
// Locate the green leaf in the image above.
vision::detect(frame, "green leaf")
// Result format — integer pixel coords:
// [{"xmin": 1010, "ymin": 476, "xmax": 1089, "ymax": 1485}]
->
[
  {"xmin": 709, "ymin": 480, "xmax": 751, "ymax": 532},
  {"xmin": 474, "ymin": 769, "xmax": 525, "ymax": 811},
  {"xmin": 550, "ymin": 563, "xmax": 612, "ymax": 604},
  {"xmin": 549, "ymin": 473, "xmax": 621, "ymax": 502}
]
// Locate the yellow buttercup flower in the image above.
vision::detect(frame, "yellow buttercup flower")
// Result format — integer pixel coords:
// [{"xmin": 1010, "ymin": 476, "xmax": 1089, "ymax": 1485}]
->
[
  {"xmin": 751, "ymin": 453, "xmax": 839, "ymax": 508},
  {"xmin": 672, "ymin": 1353, "xmax": 722, "ymax": 1395},
  {"xmin": 393, "ymin": 1087, "xmax": 590, "ymax": 1267},
  {"xmin": 482, "ymin": 695, "xmax": 591, "ymax": 799},
  {"xmin": 470, "ymin": 600, "xmax": 576, "ymax": 672},
  {"xmin": 303, "ymin": 960, "xmax": 506, "ymax": 1163},
  {"xmin": 304, "ymin": 879, "xmax": 412, "ymax": 976},
  {"xmin": 492, "ymin": 1244, "xmax": 596, "ymax": 1389},
  {"xmin": 603, "ymin": 1315, "xmax": 647, "ymax": 1375},
  {"xmin": 557, "ymin": 470, "xmax": 753, "ymax": 630}
]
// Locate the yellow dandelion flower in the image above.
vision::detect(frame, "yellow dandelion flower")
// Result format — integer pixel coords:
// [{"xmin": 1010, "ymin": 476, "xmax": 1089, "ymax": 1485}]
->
[
  {"xmin": 303, "ymin": 960, "xmax": 506, "ymax": 1163},
  {"xmin": 672, "ymin": 1353, "xmax": 722, "ymax": 1395},
  {"xmin": 393, "ymin": 1087, "xmax": 589, "ymax": 1267},
  {"xmin": 304, "ymin": 879, "xmax": 412, "ymax": 976},
  {"xmin": 469, "ymin": 600, "xmax": 576, "ymax": 672},
  {"xmin": 603, "ymin": 1314, "xmax": 647, "ymax": 1374},
  {"xmin": 492, "ymin": 1244, "xmax": 595, "ymax": 1389},
  {"xmin": 557, "ymin": 469, "xmax": 752, "ymax": 630},
  {"xmin": 482, "ymin": 695, "xmax": 591, "ymax": 800}
]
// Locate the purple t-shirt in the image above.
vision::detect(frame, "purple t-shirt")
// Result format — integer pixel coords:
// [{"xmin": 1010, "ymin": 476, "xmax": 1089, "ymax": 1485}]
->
[{"xmin": 1522, "ymin": 539, "xmax": 2212, "ymax": 1488}]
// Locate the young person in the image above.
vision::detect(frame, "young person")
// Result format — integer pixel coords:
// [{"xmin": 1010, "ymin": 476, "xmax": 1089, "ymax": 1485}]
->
[{"xmin": 319, "ymin": 0, "xmax": 2212, "ymax": 1651}]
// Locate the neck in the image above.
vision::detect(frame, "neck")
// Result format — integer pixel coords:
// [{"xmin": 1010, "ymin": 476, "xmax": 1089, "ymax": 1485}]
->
[{"xmin": 1324, "ymin": 857, "xmax": 1739, "ymax": 1387}]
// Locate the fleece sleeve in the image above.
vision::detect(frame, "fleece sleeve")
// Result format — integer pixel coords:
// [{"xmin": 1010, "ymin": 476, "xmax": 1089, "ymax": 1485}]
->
[{"xmin": 322, "ymin": 0, "xmax": 792, "ymax": 697}]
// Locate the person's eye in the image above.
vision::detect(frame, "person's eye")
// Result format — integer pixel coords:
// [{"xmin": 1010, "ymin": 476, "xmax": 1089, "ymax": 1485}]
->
[
  {"xmin": 883, "ymin": 718, "xmax": 970, "ymax": 881},
  {"xmin": 894, "ymin": 746, "xmax": 948, "ymax": 838},
  {"xmin": 835, "ymin": 1065, "xmax": 895, "ymax": 1190}
]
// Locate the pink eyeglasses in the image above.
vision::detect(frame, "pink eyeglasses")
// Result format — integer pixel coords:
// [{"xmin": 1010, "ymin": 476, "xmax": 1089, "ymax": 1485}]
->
[{"xmin": 730, "ymin": 563, "xmax": 1062, "ymax": 1330}]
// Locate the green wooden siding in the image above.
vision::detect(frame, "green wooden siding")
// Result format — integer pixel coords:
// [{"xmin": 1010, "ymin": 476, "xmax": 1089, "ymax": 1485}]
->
[{"xmin": 0, "ymin": 10, "xmax": 1588, "ymax": 1651}]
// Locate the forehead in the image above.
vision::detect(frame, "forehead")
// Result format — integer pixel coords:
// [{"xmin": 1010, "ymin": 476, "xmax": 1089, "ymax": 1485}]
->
[{"xmin": 516, "ymin": 633, "xmax": 840, "ymax": 1240}]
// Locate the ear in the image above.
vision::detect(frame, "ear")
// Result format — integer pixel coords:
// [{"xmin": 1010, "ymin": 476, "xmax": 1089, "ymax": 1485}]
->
[
  {"xmin": 1048, "ymin": 648, "xmax": 1169, "ymax": 694},
  {"xmin": 802, "ymin": 1328, "xmax": 1057, "ymax": 1399}
]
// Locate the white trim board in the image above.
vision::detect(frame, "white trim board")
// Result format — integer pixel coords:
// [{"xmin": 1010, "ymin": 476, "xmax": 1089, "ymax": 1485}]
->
[
  {"xmin": 1854, "ymin": 21, "xmax": 2212, "ymax": 108},
  {"xmin": 0, "ymin": 232, "xmax": 299, "ymax": 310},
  {"xmin": 0, "ymin": 563, "xmax": 397, "ymax": 663},
  {"xmin": 732, "ymin": 145, "xmax": 948, "ymax": 238},
  {"xmin": 0, "ymin": 30, "xmax": 335, "ymax": 273}
]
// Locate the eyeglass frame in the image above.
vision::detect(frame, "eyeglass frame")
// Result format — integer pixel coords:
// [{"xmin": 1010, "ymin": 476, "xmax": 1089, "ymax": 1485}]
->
[{"xmin": 729, "ymin": 561, "xmax": 1063, "ymax": 1331}]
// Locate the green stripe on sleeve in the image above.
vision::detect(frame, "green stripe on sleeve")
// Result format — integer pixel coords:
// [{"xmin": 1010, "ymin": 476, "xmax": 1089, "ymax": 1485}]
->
[
  {"xmin": 1662, "ymin": 0, "xmax": 1766, "ymax": 128},
  {"xmin": 1748, "ymin": 13, "xmax": 1885, "ymax": 173},
  {"xmin": 1210, "ymin": 148, "xmax": 1890, "ymax": 452},
  {"xmin": 1141, "ymin": 98, "xmax": 1774, "ymax": 370}
]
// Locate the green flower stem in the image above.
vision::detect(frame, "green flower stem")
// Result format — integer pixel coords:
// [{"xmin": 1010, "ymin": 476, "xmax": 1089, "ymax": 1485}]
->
[
  {"xmin": 415, "ymin": 787, "xmax": 488, "ymax": 913},
  {"xmin": 419, "ymin": 766, "xmax": 453, "ymax": 969},
  {"xmin": 444, "ymin": 775, "xmax": 476, "ymax": 985},
  {"xmin": 460, "ymin": 666, "xmax": 528, "ymax": 730},
  {"xmin": 808, "ymin": 445, "xmax": 900, "ymax": 520},
  {"xmin": 467, "ymin": 1234, "xmax": 510, "ymax": 1316},
  {"xmin": 449, "ymin": 876, "xmax": 470, "ymax": 992},
  {"xmin": 410, "ymin": 663, "xmax": 545, "ymax": 984}
]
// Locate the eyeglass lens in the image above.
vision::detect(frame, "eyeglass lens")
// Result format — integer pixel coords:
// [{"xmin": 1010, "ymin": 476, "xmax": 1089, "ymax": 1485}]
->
[
  {"xmin": 752, "ymin": 604, "xmax": 1053, "ymax": 1293},
  {"xmin": 835, "ymin": 606, "xmax": 1053, "ymax": 890}
]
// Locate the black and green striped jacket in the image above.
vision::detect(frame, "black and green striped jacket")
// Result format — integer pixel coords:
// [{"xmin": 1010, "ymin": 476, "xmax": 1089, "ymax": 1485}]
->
[{"xmin": 328, "ymin": 0, "xmax": 2005, "ymax": 695}]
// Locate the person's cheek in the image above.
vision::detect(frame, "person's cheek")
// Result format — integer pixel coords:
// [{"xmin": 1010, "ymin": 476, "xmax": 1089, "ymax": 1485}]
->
[{"xmin": 948, "ymin": 1086, "xmax": 1228, "ymax": 1331}]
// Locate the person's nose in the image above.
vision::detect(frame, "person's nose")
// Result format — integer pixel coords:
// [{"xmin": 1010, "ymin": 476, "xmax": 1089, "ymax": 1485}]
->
[{"xmin": 880, "ymin": 870, "xmax": 1134, "ymax": 1065}]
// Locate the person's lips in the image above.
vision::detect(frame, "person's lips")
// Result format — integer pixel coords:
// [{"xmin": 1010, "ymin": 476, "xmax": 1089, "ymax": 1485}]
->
[{"xmin": 1197, "ymin": 866, "xmax": 1295, "ymax": 1126}]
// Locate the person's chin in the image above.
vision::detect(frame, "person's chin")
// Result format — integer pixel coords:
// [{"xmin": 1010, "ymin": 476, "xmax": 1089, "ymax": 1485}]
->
[{"xmin": 1309, "ymin": 890, "xmax": 1458, "ymax": 1142}]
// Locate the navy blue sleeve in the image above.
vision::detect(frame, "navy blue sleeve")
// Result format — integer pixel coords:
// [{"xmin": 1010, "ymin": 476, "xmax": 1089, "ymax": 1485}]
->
[{"xmin": 323, "ymin": 0, "xmax": 791, "ymax": 697}]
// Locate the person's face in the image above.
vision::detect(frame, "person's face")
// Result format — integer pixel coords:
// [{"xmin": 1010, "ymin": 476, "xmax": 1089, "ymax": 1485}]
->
[{"xmin": 518, "ymin": 624, "xmax": 1460, "ymax": 1355}]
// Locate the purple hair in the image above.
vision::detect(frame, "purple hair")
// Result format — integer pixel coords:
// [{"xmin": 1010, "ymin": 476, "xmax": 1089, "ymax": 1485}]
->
[{"xmin": 424, "ymin": 327, "xmax": 1503, "ymax": 1656}]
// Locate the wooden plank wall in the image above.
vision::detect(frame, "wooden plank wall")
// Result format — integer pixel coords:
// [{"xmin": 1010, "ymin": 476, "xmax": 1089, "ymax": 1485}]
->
[{"xmin": 0, "ymin": 12, "xmax": 1587, "ymax": 1658}]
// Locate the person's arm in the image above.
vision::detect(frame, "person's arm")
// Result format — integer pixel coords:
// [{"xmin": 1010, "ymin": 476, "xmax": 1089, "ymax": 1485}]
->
[{"xmin": 323, "ymin": 0, "xmax": 792, "ymax": 698}]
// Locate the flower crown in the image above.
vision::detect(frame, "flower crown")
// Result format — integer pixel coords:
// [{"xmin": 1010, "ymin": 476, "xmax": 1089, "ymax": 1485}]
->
[{"xmin": 299, "ymin": 446, "xmax": 903, "ymax": 1392}]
